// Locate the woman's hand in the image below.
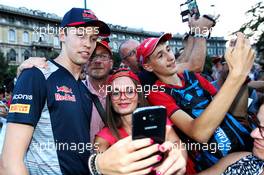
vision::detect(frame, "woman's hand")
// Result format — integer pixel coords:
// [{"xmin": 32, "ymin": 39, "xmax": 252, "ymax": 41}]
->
[
  {"xmin": 155, "ymin": 141, "xmax": 187, "ymax": 175},
  {"xmin": 97, "ymin": 136, "xmax": 162, "ymax": 175}
]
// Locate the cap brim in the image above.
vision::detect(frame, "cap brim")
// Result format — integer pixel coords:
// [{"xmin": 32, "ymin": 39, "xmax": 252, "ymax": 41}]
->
[
  {"xmin": 67, "ymin": 20, "xmax": 110, "ymax": 37},
  {"xmin": 146, "ymin": 33, "xmax": 172, "ymax": 58},
  {"xmin": 159, "ymin": 33, "xmax": 172, "ymax": 43},
  {"xmin": 86, "ymin": 20, "xmax": 110, "ymax": 37}
]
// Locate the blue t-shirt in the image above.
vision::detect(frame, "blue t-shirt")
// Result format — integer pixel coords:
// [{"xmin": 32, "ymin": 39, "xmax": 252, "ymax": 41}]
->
[{"xmin": 8, "ymin": 59, "xmax": 93, "ymax": 175}]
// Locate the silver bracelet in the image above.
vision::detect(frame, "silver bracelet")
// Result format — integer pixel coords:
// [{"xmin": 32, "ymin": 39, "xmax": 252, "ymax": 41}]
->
[
  {"xmin": 95, "ymin": 153, "xmax": 102, "ymax": 174},
  {"xmin": 88, "ymin": 153, "xmax": 102, "ymax": 175}
]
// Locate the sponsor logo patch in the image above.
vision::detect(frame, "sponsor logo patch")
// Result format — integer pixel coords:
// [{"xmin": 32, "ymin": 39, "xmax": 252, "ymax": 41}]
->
[
  {"xmin": 9, "ymin": 104, "xmax": 30, "ymax": 114},
  {"xmin": 55, "ymin": 85, "xmax": 76, "ymax": 102},
  {"xmin": 56, "ymin": 86, "xmax": 73, "ymax": 94},
  {"xmin": 13, "ymin": 94, "xmax": 33, "ymax": 100},
  {"xmin": 55, "ymin": 93, "xmax": 76, "ymax": 102}
]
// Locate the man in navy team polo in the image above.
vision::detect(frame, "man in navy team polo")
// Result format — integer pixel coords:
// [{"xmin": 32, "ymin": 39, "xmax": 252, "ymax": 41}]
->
[{"xmin": 1, "ymin": 8, "xmax": 110, "ymax": 174}]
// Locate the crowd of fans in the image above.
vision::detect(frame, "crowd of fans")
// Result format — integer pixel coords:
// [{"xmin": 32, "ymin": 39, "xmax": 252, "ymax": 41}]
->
[{"xmin": 0, "ymin": 6, "xmax": 263, "ymax": 175}]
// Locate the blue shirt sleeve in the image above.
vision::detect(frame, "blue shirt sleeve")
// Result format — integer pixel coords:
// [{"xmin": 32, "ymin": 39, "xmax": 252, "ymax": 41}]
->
[{"xmin": 7, "ymin": 67, "xmax": 47, "ymax": 127}]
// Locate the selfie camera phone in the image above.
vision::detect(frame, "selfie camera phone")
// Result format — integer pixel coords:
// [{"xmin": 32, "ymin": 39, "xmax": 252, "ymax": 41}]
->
[
  {"xmin": 132, "ymin": 106, "xmax": 166, "ymax": 144},
  {"xmin": 180, "ymin": 0, "xmax": 200, "ymax": 22}
]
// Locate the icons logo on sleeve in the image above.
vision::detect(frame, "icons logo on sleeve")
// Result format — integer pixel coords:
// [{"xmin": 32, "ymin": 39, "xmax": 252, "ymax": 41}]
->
[
  {"xmin": 55, "ymin": 85, "xmax": 76, "ymax": 102},
  {"xmin": 13, "ymin": 94, "xmax": 33, "ymax": 100},
  {"xmin": 9, "ymin": 104, "xmax": 31, "ymax": 114}
]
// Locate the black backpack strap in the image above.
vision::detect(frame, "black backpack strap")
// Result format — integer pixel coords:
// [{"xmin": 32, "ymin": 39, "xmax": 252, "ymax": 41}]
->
[
  {"xmin": 184, "ymin": 70, "xmax": 212, "ymax": 99},
  {"xmin": 87, "ymin": 90, "xmax": 107, "ymax": 125},
  {"xmin": 183, "ymin": 70, "xmax": 196, "ymax": 85}
]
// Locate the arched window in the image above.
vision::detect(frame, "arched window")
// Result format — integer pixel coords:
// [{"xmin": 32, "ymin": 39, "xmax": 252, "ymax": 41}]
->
[
  {"xmin": 8, "ymin": 29, "xmax": 16, "ymax": 42},
  {"xmin": 24, "ymin": 50, "xmax": 30, "ymax": 60},
  {"xmin": 39, "ymin": 34, "xmax": 45, "ymax": 42},
  {"xmin": 23, "ymin": 31, "xmax": 29, "ymax": 43},
  {"xmin": 7, "ymin": 49, "xmax": 16, "ymax": 61}
]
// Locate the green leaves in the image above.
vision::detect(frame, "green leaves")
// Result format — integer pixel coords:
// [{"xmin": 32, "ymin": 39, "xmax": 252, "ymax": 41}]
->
[{"xmin": 240, "ymin": 1, "xmax": 264, "ymax": 61}]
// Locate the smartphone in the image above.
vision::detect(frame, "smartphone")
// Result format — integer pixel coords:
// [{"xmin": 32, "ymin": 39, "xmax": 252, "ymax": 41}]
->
[
  {"xmin": 132, "ymin": 106, "xmax": 166, "ymax": 144},
  {"xmin": 180, "ymin": 0, "xmax": 200, "ymax": 22}
]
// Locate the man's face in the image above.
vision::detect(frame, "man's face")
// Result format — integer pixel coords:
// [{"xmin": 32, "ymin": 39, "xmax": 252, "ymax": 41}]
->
[
  {"xmin": 87, "ymin": 45, "xmax": 113, "ymax": 80},
  {"xmin": 5, "ymin": 92, "xmax": 11, "ymax": 101},
  {"xmin": 121, "ymin": 40, "xmax": 140, "ymax": 72},
  {"xmin": 60, "ymin": 27, "xmax": 98, "ymax": 66},
  {"xmin": 144, "ymin": 42, "xmax": 177, "ymax": 77}
]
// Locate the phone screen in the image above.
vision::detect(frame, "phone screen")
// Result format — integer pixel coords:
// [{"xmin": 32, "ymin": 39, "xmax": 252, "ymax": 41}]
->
[
  {"xmin": 180, "ymin": 0, "xmax": 200, "ymax": 22},
  {"xmin": 188, "ymin": 0, "xmax": 200, "ymax": 18}
]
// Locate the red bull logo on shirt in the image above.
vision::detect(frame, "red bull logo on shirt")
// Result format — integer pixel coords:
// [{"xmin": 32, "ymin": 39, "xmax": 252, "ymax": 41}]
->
[
  {"xmin": 56, "ymin": 86, "xmax": 73, "ymax": 94},
  {"xmin": 55, "ymin": 85, "xmax": 76, "ymax": 102}
]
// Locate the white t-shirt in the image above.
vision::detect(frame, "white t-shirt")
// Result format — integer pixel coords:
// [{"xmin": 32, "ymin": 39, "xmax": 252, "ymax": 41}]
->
[{"xmin": 0, "ymin": 117, "xmax": 7, "ymax": 153}]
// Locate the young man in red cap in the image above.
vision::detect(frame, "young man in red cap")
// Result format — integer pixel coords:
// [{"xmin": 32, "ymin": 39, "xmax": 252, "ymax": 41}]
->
[
  {"xmin": 118, "ymin": 15, "xmax": 216, "ymax": 88},
  {"xmin": 1, "ymin": 8, "xmax": 172, "ymax": 175},
  {"xmin": 138, "ymin": 32, "xmax": 255, "ymax": 171}
]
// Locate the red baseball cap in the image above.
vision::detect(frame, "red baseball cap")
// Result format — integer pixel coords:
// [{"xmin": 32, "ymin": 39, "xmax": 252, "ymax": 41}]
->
[
  {"xmin": 97, "ymin": 40, "xmax": 113, "ymax": 56},
  {"xmin": 136, "ymin": 33, "xmax": 172, "ymax": 64}
]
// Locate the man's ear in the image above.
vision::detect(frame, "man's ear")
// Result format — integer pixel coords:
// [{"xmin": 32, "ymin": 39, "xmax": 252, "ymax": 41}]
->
[
  {"xmin": 143, "ymin": 62, "xmax": 153, "ymax": 72},
  {"xmin": 59, "ymin": 28, "xmax": 66, "ymax": 42},
  {"xmin": 110, "ymin": 59, "xmax": 114, "ymax": 69}
]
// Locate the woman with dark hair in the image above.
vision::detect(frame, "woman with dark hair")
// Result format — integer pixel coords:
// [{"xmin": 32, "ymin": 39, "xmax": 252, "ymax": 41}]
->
[{"xmin": 94, "ymin": 69, "xmax": 187, "ymax": 175}]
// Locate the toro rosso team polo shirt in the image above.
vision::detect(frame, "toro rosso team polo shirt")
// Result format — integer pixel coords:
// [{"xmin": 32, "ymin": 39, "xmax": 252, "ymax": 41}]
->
[{"xmin": 7, "ymin": 59, "xmax": 93, "ymax": 175}]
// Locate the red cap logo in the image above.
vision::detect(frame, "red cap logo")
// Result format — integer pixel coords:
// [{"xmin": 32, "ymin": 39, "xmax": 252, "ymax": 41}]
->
[{"xmin": 82, "ymin": 9, "xmax": 97, "ymax": 20}]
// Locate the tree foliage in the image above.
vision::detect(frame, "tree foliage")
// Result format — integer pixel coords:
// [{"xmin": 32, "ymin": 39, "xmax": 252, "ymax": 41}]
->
[
  {"xmin": 239, "ymin": 1, "xmax": 264, "ymax": 61},
  {"xmin": 0, "ymin": 51, "xmax": 17, "ymax": 88},
  {"xmin": 0, "ymin": 52, "xmax": 9, "ymax": 87}
]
